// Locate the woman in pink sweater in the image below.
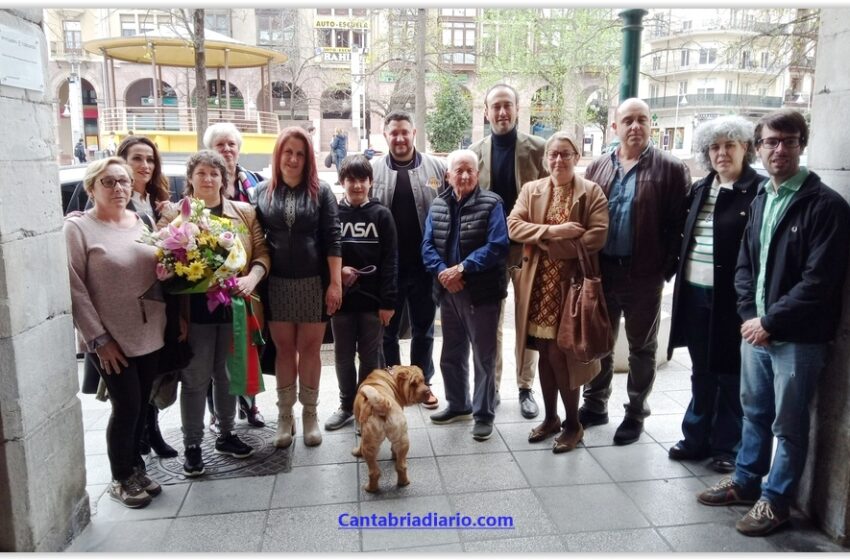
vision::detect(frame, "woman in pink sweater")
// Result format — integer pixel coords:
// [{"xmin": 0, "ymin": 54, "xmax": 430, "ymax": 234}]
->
[{"xmin": 64, "ymin": 157, "xmax": 166, "ymax": 509}]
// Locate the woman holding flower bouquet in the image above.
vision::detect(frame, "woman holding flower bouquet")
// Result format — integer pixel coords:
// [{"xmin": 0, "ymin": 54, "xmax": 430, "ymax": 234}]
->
[
  {"xmin": 64, "ymin": 157, "xmax": 167, "ymax": 508},
  {"xmin": 164, "ymin": 150, "xmax": 270, "ymax": 477},
  {"xmin": 256, "ymin": 127, "xmax": 342, "ymax": 449}
]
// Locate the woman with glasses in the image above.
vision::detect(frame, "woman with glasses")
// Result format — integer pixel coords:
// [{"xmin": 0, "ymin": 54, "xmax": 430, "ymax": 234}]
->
[
  {"xmin": 667, "ymin": 115, "xmax": 764, "ymax": 473},
  {"xmin": 507, "ymin": 132, "xmax": 609, "ymax": 453},
  {"xmin": 65, "ymin": 157, "xmax": 167, "ymax": 508}
]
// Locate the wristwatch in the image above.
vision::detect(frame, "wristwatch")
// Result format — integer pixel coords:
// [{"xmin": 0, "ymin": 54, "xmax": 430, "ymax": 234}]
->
[{"xmin": 456, "ymin": 262, "xmax": 465, "ymax": 274}]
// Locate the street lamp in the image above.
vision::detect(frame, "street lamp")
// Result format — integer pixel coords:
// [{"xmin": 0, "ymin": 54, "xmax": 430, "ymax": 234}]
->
[{"xmin": 673, "ymin": 93, "xmax": 688, "ymax": 151}]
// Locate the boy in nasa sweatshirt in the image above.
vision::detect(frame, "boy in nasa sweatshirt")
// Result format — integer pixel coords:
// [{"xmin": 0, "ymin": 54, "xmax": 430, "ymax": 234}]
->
[{"xmin": 325, "ymin": 154, "xmax": 399, "ymax": 431}]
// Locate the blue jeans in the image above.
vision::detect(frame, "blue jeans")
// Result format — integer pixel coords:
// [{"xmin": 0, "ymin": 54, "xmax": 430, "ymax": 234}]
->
[
  {"xmin": 733, "ymin": 340, "xmax": 827, "ymax": 508},
  {"xmin": 679, "ymin": 284, "xmax": 742, "ymax": 458},
  {"xmin": 383, "ymin": 267, "xmax": 436, "ymax": 383}
]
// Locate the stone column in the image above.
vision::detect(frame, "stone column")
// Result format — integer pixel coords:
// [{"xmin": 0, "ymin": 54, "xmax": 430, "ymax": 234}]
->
[
  {"xmin": 798, "ymin": 7, "xmax": 850, "ymax": 546},
  {"xmin": 0, "ymin": 9, "xmax": 89, "ymax": 551}
]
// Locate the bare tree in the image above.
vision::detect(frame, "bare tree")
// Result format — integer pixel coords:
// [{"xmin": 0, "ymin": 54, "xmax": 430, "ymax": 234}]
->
[{"xmin": 190, "ymin": 10, "xmax": 207, "ymax": 149}]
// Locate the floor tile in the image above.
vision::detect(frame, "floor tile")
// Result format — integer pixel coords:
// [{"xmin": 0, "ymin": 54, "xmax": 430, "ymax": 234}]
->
[
  {"xmin": 513, "ymin": 448, "xmax": 612, "ymax": 487},
  {"xmin": 392, "ymin": 542, "xmax": 464, "ymax": 552},
  {"xmin": 263, "ymin": 502, "xmax": 361, "ymax": 552},
  {"xmin": 621, "ymin": 478, "xmax": 739, "ymax": 526},
  {"xmin": 562, "ymin": 527, "xmax": 672, "ymax": 552},
  {"xmin": 271, "ymin": 463, "xmax": 358, "ymax": 508},
  {"xmin": 289, "ymin": 431, "xmax": 359, "ymax": 467},
  {"xmin": 579, "ymin": 417, "xmax": 629, "ymax": 448},
  {"xmin": 84, "ymin": 454, "xmax": 113, "ymax": 485},
  {"xmin": 427, "ymin": 423, "xmax": 509, "ymax": 455},
  {"xmin": 162, "ymin": 511, "xmax": 266, "ymax": 551},
  {"xmin": 658, "ymin": 522, "xmax": 779, "ymax": 552},
  {"xmin": 83, "ymin": 429, "xmax": 108, "ymax": 456},
  {"xmin": 358, "ymin": 456, "xmax": 445, "ymax": 500},
  {"xmin": 359, "ymin": 494, "xmax": 460, "ymax": 551},
  {"xmin": 464, "ymin": 535, "xmax": 565, "ymax": 552},
  {"xmin": 664, "ymin": 389, "xmax": 694, "ymax": 408},
  {"xmin": 644, "ymin": 413, "xmax": 687, "ymax": 443},
  {"xmin": 536, "ymin": 483, "xmax": 650, "ymax": 533},
  {"xmin": 179, "ymin": 475, "xmax": 275, "ymax": 516},
  {"xmin": 437, "ymin": 453, "xmax": 528, "ymax": 494},
  {"xmin": 646, "ymin": 392, "xmax": 687, "ymax": 414},
  {"xmin": 450, "ymin": 488, "xmax": 556, "ymax": 542},
  {"xmin": 66, "ymin": 519, "xmax": 173, "ymax": 552},
  {"xmin": 588, "ymin": 442, "xmax": 693, "ymax": 482}
]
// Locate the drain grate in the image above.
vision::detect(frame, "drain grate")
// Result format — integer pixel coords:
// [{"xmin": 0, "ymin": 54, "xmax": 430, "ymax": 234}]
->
[{"xmin": 145, "ymin": 425, "xmax": 292, "ymax": 483}]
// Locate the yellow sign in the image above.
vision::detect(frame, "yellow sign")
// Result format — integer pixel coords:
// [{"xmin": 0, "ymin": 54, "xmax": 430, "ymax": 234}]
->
[{"xmin": 314, "ymin": 19, "xmax": 369, "ymax": 29}]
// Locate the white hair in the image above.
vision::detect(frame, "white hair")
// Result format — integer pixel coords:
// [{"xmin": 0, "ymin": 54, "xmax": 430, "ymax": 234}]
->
[
  {"xmin": 446, "ymin": 149, "xmax": 478, "ymax": 170},
  {"xmin": 203, "ymin": 122, "xmax": 243, "ymax": 150}
]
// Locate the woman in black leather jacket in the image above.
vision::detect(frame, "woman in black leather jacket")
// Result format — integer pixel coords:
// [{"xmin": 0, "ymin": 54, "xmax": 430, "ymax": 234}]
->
[{"xmin": 256, "ymin": 126, "xmax": 342, "ymax": 449}]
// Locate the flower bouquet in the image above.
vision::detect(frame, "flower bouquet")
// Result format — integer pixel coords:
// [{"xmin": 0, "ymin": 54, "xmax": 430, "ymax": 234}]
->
[
  {"xmin": 141, "ymin": 197, "xmax": 247, "ymax": 312},
  {"xmin": 140, "ymin": 197, "xmax": 265, "ymax": 396}
]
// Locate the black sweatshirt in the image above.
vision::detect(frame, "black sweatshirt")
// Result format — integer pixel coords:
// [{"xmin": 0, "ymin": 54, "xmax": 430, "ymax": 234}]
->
[{"xmin": 338, "ymin": 197, "xmax": 399, "ymax": 313}]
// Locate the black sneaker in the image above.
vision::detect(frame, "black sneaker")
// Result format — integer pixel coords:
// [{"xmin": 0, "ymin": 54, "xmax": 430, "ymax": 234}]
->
[
  {"xmin": 472, "ymin": 421, "xmax": 493, "ymax": 441},
  {"xmin": 108, "ymin": 477, "xmax": 151, "ymax": 509},
  {"xmin": 578, "ymin": 406, "xmax": 609, "ymax": 428},
  {"xmin": 132, "ymin": 466, "xmax": 162, "ymax": 497},
  {"xmin": 183, "ymin": 445, "xmax": 205, "ymax": 477},
  {"xmin": 215, "ymin": 432, "xmax": 254, "ymax": 458},
  {"xmin": 430, "ymin": 407, "xmax": 473, "ymax": 425}
]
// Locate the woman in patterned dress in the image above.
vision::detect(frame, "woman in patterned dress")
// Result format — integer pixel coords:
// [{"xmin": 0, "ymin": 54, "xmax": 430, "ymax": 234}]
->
[
  {"xmin": 508, "ymin": 132, "xmax": 609, "ymax": 453},
  {"xmin": 255, "ymin": 127, "xmax": 342, "ymax": 449}
]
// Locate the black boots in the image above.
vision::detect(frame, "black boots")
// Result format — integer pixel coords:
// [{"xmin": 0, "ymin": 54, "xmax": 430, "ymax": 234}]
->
[{"xmin": 145, "ymin": 405, "xmax": 178, "ymax": 458}]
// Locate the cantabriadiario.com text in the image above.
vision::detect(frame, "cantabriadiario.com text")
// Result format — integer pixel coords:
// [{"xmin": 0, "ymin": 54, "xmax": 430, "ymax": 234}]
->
[{"xmin": 338, "ymin": 511, "xmax": 515, "ymax": 530}]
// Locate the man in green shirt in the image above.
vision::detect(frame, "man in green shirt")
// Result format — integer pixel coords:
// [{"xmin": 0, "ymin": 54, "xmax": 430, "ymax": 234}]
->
[{"xmin": 697, "ymin": 110, "xmax": 850, "ymax": 537}]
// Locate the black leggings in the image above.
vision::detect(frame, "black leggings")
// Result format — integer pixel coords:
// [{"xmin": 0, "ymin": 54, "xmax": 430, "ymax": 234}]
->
[{"xmin": 90, "ymin": 350, "xmax": 160, "ymax": 480}]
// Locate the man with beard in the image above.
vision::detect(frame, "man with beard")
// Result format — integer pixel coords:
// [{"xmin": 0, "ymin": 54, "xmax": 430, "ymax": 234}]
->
[
  {"xmin": 470, "ymin": 83, "xmax": 548, "ymax": 419},
  {"xmin": 371, "ymin": 111, "xmax": 446, "ymax": 408},
  {"xmin": 579, "ymin": 97, "xmax": 690, "ymax": 445}
]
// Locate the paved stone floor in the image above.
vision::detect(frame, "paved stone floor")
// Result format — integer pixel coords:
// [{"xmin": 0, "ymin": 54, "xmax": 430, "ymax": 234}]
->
[{"xmin": 68, "ymin": 285, "xmax": 849, "ymax": 552}]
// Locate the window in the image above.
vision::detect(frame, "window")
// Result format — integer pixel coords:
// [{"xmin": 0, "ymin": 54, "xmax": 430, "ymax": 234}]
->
[
  {"xmin": 441, "ymin": 20, "xmax": 476, "ymax": 65},
  {"xmin": 760, "ymin": 52, "xmax": 769, "ymax": 69},
  {"xmin": 318, "ymin": 28, "xmax": 332, "ymax": 47},
  {"xmin": 316, "ymin": 8, "xmax": 331, "ymax": 15},
  {"xmin": 205, "ymin": 10, "xmax": 231, "ymax": 37},
  {"xmin": 352, "ymin": 29, "xmax": 365, "ymax": 49},
  {"xmin": 62, "ymin": 20, "xmax": 81, "ymax": 52},
  {"xmin": 649, "ymin": 84, "xmax": 659, "ymax": 99},
  {"xmin": 441, "ymin": 9, "xmax": 476, "ymax": 16},
  {"xmin": 120, "ymin": 14, "xmax": 137, "ymax": 37},
  {"xmin": 697, "ymin": 88, "xmax": 715, "ymax": 95},
  {"xmin": 758, "ymin": 87, "xmax": 767, "ymax": 97},
  {"xmin": 652, "ymin": 55, "xmax": 661, "ymax": 71},
  {"xmin": 680, "ymin": 49, "xmax": 690, "ymax": 67},
  {"xmin": 678, "ymin": 81, "xmax": 688, "ymax": 95},
  {"xmin": 681, "ymin": 20, "xmax": 692, "ymax": 31},
  {"xmin": 257, "ymin": 9, "xmax": 296, "ymax": 45},
  {"xmin": 725, "ymin": 80, "xmax": 734, "ymax": 94},
  {"xmin": 335, "ymin": 29, "xmax": 350, "ymax": 48},
  {"xmin": 740, "ymin": 51, "xmax": 752, "ymax": 69},
  {"xmin": 699, "ymin": 48, "xmax": 716, "ymax": 65}
]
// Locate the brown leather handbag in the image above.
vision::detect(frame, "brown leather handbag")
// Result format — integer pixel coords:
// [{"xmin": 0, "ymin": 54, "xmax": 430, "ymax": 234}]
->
[{"xmin": 556, "ymin": 240, "xmax": 614, "ymax": 363}]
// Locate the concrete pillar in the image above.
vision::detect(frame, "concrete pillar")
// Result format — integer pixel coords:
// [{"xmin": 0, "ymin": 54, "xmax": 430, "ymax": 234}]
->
[
  {"xmin": 0, "ymin": 9, "xmax": 89, "ymax": 551},
  {"xmin": 797, "ymin": 8, "xmax": 850, "ymax": 546}
]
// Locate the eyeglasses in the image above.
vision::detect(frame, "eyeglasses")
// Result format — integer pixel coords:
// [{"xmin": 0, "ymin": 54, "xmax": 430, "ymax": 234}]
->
[
  {"xmin": 547, "ymin": 151, "xmax": 578, "ymax": 161},
  {"xmin": 757, "ymin": 137, "xmax": 801, "ymax": 150},
  {"xmin": 99, "ymin": 177, "xmax": 132, "ymax": 189}
]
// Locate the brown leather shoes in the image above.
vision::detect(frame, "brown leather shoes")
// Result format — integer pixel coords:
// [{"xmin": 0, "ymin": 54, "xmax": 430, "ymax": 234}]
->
[
  {"xmin": 528, "ymin": 416, "xmax": 562, "ymax": 443},
  {"xmin": 553, "ymin": 425, "xmax": 584, "ymax": 454}
]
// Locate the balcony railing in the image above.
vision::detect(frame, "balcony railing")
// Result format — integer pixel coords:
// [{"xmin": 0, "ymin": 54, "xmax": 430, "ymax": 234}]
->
[
  {"xmin": 647, "ymin": 94, "xmax": 783, "ymax": 110},
  {"xmin": 99, "ymin": 106, "xmax": 280, "ymax": 135}
]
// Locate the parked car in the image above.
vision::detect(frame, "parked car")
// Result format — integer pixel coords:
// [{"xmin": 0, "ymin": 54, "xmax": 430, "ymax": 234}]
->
[{"xmin": 60, "ymin": 161, "xmax": 187, "ymax": 215}]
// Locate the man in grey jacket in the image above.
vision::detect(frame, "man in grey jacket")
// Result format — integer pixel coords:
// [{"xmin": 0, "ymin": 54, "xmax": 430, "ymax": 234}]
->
[
  {"xmin": 470, "ymin": 83, "xmax": 548, "ymax": 419},
  {"xmin": 372, "ymin": 111, "xmax": 446, "ymax": 408}
]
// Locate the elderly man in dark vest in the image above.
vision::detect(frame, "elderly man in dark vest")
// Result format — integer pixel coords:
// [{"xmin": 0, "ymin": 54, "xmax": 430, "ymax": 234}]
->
[{"xmin": 422, "ymin": 149, "xmax": 509, "ymax": 442}]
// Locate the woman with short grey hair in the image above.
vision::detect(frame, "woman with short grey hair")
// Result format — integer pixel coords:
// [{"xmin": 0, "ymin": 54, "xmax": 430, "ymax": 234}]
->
[{"xmin": 666, "ymin": 115, "xmax": 766, "ymax": 473}]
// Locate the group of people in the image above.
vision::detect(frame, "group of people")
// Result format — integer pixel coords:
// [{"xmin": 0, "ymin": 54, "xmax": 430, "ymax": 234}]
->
[{"xmin": 64, "ymin": 83, "xmax": 849, "ymax": 540}]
